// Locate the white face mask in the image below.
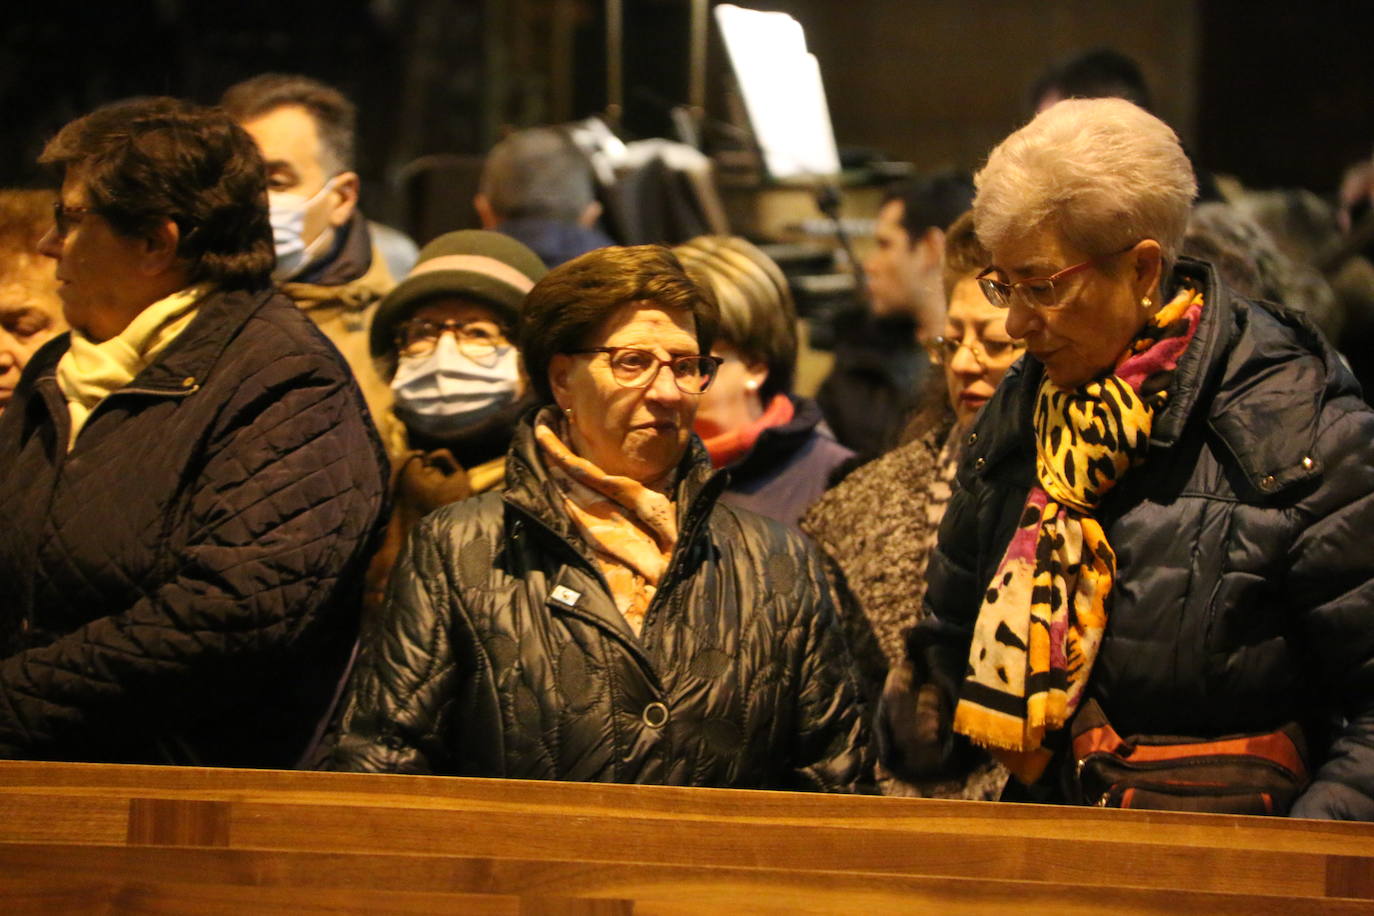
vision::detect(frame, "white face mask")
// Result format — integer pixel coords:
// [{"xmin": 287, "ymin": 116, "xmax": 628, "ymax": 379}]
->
[
  {"xmin": 390, "ymin": 334, "xmax": 522, "ymax": 439},
  {"xmin": 268, "ymin": 177, "xmax": 338, "ymax": 281}
]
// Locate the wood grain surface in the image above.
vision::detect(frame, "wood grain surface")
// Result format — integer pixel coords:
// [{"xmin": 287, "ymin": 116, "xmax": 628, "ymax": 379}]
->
[{"xmin": 1, "ymin": 760, "xmax": 1371, "ymax": 914}]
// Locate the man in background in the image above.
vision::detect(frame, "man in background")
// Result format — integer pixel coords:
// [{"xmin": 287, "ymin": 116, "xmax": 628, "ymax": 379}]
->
[
  {"xmin": 817, "ymin": 172, "xmax": 972, "ymax": 460},
  {"xmin": 475, "ymin": 126, "xmax": 614, "ymax": 268},
  {"xmin": 222, "ymin": 73, "xmax": 407, "ymax": 425}
]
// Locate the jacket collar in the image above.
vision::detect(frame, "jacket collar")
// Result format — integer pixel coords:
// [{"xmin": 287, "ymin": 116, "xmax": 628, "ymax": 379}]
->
[
  {"xmin": 281, "ymin": 212, "xmax": 395, "ymax": 310},
  {"xmin": 969, "ymin": 257, "xmax": 1333, "ymax": 498},
  {"xmin": 502, "ymin": 409, "xmax": 727, "ymax": 546},
  {"xmin": 726, "ymin": 394, "xmax": 826, "ymax": 479}
]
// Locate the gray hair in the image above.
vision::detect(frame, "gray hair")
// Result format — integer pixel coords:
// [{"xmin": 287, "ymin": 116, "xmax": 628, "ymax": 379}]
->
[
  {"xmin": 480, "ymin": 127, "xmax": 597, "ymax": 223},
  {"xmin": 974, "ymin": 98, "xmax": 1196, "ymax": 276}
]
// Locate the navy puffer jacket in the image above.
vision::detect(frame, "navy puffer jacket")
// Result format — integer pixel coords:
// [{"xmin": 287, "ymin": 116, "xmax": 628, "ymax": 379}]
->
[
  {"xmin": 911, "ymin": 258, "xmax": 1374, "ymax": 819},
  {"xmin": 325, "ymin": 416, "xmax": 870, "ymax": 791},
  {"xmin": 0, "ymin": 288, "xmax": 389, "ymax": 767}
]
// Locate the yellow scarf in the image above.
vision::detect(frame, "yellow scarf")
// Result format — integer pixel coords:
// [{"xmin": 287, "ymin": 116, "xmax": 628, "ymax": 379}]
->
[
  {"xmin": 533, "ymin": 408, "xmax": 677, "ymax": 637},
  {"xmin": 953, "ymin": 288, "xmax": 1204, "ymax": 783},
  {"xmin": 56, "ymin": 284, "xmax": 212, "ymax": 450}
]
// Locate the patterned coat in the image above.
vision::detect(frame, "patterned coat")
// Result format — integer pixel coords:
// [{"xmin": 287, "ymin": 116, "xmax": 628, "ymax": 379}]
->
[
  {"xmin": 323, "ymin": 417, "xmax": 870, "ymax": 790},
  {"xmin": 912, "ymin": 258, "xmax": 1374, "ymax": 819}
]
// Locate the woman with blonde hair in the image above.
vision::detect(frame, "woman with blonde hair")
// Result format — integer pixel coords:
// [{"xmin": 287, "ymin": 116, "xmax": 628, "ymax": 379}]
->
[
  {"xmin": 0, "ymin": 189, "xmax": 67, "ymax": 417},
  {"xmin": 673, "ymin": 235, "xmax": 852, "ymax": 527}
]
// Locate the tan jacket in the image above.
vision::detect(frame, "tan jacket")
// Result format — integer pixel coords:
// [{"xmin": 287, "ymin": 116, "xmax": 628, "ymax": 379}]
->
[{"xmin": 281, "ymin": 240, "xmax": 396, "ymax": 427}]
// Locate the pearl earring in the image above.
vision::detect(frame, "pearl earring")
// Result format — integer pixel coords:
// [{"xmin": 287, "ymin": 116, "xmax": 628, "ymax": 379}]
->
[
  {"xmin": 745, "ymin": 380, "xmax": 759, "ymax": 391},
  {"xmin": 563, "ymin": 406, "xmax": 573, "ymax": 418},
  {"xmin": 1141, "ymin": 296, "xmax": 1153, "ymax": 309}
]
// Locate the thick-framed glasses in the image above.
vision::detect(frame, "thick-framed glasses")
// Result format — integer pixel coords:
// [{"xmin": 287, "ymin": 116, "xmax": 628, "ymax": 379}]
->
[
  {"xmin": 565, "ymin": 346, "xmax": 723, "ymax": 394},
  {"xmin": 927, "ymin": 334, "xmax": 1025, "ymax": 368},
  {"xmin": 396, "ymin": 318, "xmax": 510, "ymax": 363},
  {"xmin": 976, "ymin": 243, "xmax": 1137, "ymax": 310},
  {"xmin": 52, "ymin": 202, "xmax": 95, "ymax": 237}
]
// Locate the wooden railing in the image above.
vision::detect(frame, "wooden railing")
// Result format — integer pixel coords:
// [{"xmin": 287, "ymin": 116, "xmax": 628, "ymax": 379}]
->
[{"xmin": 1, "ymin": 760, "xmax": 1372, "ymax": 913}]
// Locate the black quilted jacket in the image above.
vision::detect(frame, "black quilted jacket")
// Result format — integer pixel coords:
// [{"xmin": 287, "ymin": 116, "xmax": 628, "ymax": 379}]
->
[
  {"xmin": 911, "ymin": 259, "xmax": 1374, "ymax": 819},
  {"xmin": 324, "ymin": 417, "xmax": 870, "ymax": 791},
  {"xmin": 0, "ymin": 288, "xmax": 389, "ymax": 767}
]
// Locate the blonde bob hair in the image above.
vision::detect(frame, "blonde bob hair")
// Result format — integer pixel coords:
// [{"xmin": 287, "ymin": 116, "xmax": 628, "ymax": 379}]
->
[
  {"xmin": 672, "ymin": 235, "xmax": 798, "ymax": 400},
  {"xmin": 974, "ymin": 97, "xmax": 1196, "ymax": 277}
]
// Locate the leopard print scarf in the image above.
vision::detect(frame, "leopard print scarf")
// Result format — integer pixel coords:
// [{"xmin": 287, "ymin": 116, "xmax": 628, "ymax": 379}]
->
[{"xmin": 953, "ymin": 287, "xmax": 1205, "ymax": 783}]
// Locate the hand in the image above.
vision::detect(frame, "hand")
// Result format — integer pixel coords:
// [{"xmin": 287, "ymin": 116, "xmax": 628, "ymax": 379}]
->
[{"xmin": 876, "ymin": 660, "xmax": 952, "ymax": 779}]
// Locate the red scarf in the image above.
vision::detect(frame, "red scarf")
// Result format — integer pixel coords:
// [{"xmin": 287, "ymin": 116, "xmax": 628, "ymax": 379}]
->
[{"xmin": 700, "ymin": 393, "xmax": 794, "ymax": 469}]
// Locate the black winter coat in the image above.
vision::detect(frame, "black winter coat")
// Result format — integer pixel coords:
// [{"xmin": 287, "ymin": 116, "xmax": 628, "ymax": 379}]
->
[
  {"xmin": 325, "ymin": 417, "xmax": 870, "ymax": 790},
  {"xmin": 0, "ymin": 288, "xmax": 389, "ymax": 767},
  {"xmin": 911, "ymin": 259, "xmax": 1374, "ymax": 819}
]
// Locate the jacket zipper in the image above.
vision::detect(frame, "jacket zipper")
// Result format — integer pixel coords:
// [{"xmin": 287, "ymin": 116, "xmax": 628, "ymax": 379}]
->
[{"xmin": 1076, "ymin": 749, "xmax": 1304, "ymax": 783}]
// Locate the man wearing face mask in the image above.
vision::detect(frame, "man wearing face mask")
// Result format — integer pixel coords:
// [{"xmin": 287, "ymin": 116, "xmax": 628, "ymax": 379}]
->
[
  {"xmin": 361, "ymin": 230, "xmax": 547, "ymax": 616},
  {"xmin": 222, "ymin": 73, "xmax": 405, "ymax": 426}
]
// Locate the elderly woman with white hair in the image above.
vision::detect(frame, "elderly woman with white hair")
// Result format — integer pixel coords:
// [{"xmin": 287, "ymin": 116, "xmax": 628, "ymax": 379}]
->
[{"xmin": 884, "ymin": 98, "xmax": 1374, "ymax": 819}]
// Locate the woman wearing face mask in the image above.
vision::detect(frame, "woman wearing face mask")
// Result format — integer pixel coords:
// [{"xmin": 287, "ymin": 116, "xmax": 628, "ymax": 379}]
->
[
  {"xmin": 801, "ymin": 212, "xmax": 1021, "ymax": 799},
  {"xmin": 325, "ymin": 245, "xmax": 868, "ymax": 790},
  {"xmin": 362, "ymin": 230, "xmax": 546, "ymax": 617}
]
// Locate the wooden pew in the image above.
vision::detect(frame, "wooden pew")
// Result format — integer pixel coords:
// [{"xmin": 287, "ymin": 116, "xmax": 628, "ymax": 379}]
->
[{"xmin": 1, "ymin": 760, "xmax": 1371, "ymax": 913}]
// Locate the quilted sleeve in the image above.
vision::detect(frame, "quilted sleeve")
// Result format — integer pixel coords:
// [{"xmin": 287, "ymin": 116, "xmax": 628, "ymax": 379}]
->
[
  {"xmin": 0, "ymin": 353, "xmax": 386, "ymax": 759},
  {"xmin": 786, "ymin": 537, "xmax": 873, "ymax": 793},
  {"xmin": 1287, "ymin": 400, "xmax": 1374, "ymax": 820},
  {"xmin": 323, "ymin": 512, "xmax": 466, "ymax": 775}
]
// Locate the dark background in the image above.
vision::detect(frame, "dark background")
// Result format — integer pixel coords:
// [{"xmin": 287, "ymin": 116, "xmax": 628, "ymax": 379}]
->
[{"xmin": 5, "ymin": 0, "xmax": 1371, "ymax": 241}]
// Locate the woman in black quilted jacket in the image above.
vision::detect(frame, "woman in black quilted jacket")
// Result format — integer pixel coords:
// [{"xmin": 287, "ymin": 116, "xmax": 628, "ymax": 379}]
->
[
  {"xmin": 0, "ymin": 98, "xmax": 388, "ymax": 767},
  {"xmin": 883, "ymin": 98, "xmax": 1374, "ymax": 820},
  {"xmin": 324, "ymin": 245, "xmax": 869, "ymax": 791}
]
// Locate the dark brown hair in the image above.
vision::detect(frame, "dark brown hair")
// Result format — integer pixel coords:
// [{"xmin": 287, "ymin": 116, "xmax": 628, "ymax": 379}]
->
[
  {"xmin": 40, "ymin": 97, "xmax": 274, "ymax": 291},
  {"xmin": 221, "ymin": 73, "xmax": 356, "ymax": 174},
  {"xmin": 517, "ymin": 245, "xmax": 719, "ymax": 404}
]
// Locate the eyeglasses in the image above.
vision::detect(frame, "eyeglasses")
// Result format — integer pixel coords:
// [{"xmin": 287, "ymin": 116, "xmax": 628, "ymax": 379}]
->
[
  {"xmin": 927, "ymin": 334, "xmax": 1025, "ymax": 368},
  {"xmin": 565, "ymin": 347, "xmax": 723, "ymax": 394},
  {"xmin": 396, "ymin": 318, "xmax": 510, "ymax": 362},
  {"xmin": 52, "ymin": 202, "xmax": 95, "ymax": 237},
  {"xmin": 976, "ymin": 243, "xmax": 1138, "ymax": 310}
]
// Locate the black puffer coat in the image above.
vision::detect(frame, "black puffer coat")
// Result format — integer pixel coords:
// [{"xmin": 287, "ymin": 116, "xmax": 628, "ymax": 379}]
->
[
  {"xmin": 325, "ymin": 417, "xmax": 869, "ymax": 791},
  {"xmin": 911, "ymin": 259, "xmax": 1374, "ymax": 819},
  {"xmin": 0, "ymin": 288, "xmax": 389, "ymax": 768}
]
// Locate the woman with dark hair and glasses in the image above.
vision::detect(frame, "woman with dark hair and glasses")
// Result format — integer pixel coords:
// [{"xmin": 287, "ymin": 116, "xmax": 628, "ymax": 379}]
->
[
  {"xmin": 360, "ymin": 230, "xmax": 546, "ymax": 617},
  {"xmin": 325, "ymin": 244, "xmax": 869, "ymax": 790},
  {"xmin": 885, "ymin": 99, "xmax": 1374, "ymax": 820},
  {"xmin": 0, "ymin": 98, "xmax": 387, "ymax": 767},
  {"xmin": 803, "ymin": 211, "xmax": 1019, "ymax": 800}
]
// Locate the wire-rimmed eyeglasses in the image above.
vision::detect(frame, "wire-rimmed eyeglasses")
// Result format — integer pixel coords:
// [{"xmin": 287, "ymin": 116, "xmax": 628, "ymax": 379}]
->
[
  {"xmin": 976, "ymin": 243, "xmax": 1138, "ymax": 310},
  {"xmin": 926, "ymin": 334, "xmax": 1025, "ymax": 369},
  {"xmin": 395, "ymin": 318, "xmax": 511, "ymax": 364}
]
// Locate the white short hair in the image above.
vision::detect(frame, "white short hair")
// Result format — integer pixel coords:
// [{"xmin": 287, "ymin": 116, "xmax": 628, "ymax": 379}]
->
[{"xmin": 974, "ymin": 98, "xmax": 1196, "ymax": 270}]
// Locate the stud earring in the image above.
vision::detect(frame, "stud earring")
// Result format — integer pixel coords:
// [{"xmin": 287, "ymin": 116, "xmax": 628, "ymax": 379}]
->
[
  {"xmin": 1141, "ymin": 296, "xmax": 1153, "ymax": 309},
  {"xmin": 563, "ymin": 406, "xmax": 573, "ymax": 418},
  {"xmin": 745, "ymin": 379, "xmax": 759, "ymax": 392}
]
